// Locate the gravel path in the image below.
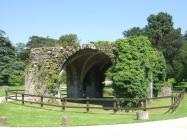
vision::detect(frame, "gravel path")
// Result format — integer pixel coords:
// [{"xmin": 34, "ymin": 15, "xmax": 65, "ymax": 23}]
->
[{"xmin": 0, "ymin": 117, "xmax": 187, "ymax": 140}]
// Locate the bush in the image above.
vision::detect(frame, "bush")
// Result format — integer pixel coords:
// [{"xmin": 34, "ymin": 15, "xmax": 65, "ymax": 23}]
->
[{"xmin": 112, "ymin": 36, "xmax": 166, "ymax": 107}]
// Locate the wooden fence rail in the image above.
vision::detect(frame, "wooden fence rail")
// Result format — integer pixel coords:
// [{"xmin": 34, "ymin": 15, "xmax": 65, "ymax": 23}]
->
[{"xmin": 5, "ymin": 89, "xmax": 185, "ymax": 113}]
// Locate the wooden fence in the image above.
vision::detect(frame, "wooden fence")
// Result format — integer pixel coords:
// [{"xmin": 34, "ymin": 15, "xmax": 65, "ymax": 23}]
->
[{"xmin": 5, "ymin": 89, "xmax": 185, "ymax": 113}]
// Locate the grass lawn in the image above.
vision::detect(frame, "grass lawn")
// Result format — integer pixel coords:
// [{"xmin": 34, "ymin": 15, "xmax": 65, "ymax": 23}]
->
[
  {"xmin": 0, "ymin": 93, "xmax": 186, "ymax": 127},
  {"xmin": 0, "ymin": 85, "xmax": 24, "ymax": 97},
  {"xmin": 175, "ymin": 82, "xmax": 187, "ymax": 91}
]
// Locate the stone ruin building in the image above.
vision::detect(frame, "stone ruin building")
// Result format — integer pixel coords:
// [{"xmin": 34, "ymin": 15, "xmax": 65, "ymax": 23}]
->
[{"xmin": 25, "ymin": 44, "xmax": 115, "ymax": 98}]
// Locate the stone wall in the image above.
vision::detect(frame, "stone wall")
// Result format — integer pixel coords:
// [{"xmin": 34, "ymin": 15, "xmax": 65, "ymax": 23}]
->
[
  {"xmin": 26, "ymin": 44, "xmax": 115, "ymax": 97},
  {"xmin": 158, "ymin": 86, "xmax": 172, "ymax": 97}
]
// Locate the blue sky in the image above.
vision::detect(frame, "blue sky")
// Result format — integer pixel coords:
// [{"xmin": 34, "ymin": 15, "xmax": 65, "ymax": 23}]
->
[{"xmin": 1, "ymin": 0, "xmax": 187, "ymax": 44}]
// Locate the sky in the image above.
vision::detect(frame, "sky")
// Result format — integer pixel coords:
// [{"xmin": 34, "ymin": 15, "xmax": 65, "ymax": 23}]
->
[{"xmin": 1, "ymin": 0, "xmax": 187, "ymax": 45}]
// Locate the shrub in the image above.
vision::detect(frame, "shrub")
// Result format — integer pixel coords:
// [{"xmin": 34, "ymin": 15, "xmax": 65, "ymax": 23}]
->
[{"xmin": 112, "ymin": 36, "xmax": 166, "ymax": 107}]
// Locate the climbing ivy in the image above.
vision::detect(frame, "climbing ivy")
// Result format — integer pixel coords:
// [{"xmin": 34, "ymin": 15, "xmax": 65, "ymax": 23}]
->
[
  {"xmin": 148, "ymin": 51, "xmax": 166, "ymax": 96},
  {"xmin": 27, "ymin": 50, "xmax": 65, "ymax": 95},
  {"xmin": 112, "ymin": 36, "xmax": 166, "ymax": 107},
  {"xmin": 44, "ymin": 62, "xmax": 58, "ymax": 89}
]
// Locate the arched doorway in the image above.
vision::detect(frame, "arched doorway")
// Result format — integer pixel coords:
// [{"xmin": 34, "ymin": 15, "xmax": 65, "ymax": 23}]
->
[{"xmin": 61, "ymin": 49, "xmax": 112, "ymax": 98}]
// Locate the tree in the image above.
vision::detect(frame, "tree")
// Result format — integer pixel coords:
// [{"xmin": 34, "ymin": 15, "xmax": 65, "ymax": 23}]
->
[
  {"xmin": 158, "ymin": 29, "xmax": 182, "ymax": 63},
  {"xmin": 8, "ymin": 61, "xmax": 26, "ymax": 84},
  {"xmin": 15, "ymin": 43, "xmax": 27, "ymax": 52},
  {"xmin": 172, "ymin": 40, "xmax": 187, "ymax": 82},
  {"xmin": 0, "ymin": 29, "xmax": 6, "ymax": 36},
  {"xmin": 27, "ymin": 36, "xmax": 57, "ymax": 49},
  {"xmin": 123, "ymin": 27, "xmax": 144, "ymax": 37},
  {"xmin": 89, "ymin": 40, "xmax": 113, "ymax": 48},
  {"xmin": 0, "ymin": 30, "xmax": 15, "ymax": 84},
  {"xmin": 145, "ymin": 12, "xmax": 174, "ymax": 46},
  {"xmin": 58, "ymin": 34, "xmax": 80, "ymax": 47},
  {"xmin": 25, "ymin": 36, "xmax": 57, "ymax": 64},
  {"xmin": 183, "ymin": 31, "xmax": 187, "ymax": 40},
  {"xmin": 112, "ymin": 36, "xmax": 166, "ymax": 107},
  {"xmin": 144, "ymin": 12, "xmax": 182, "ymax": 78},
  {"xmin": 0, "ymin": 30, "xmax": 26, "ymax": 85},
  {"xmin": 148, "ymin": 51, "xmax": 166, "ymax": 96},
  {"xmin": 16, "ymin": 43, "xmax": 30, "ymax": 63}
]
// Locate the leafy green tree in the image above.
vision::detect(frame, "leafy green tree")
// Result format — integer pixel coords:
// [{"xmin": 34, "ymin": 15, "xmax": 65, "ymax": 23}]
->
[
  {"xmin": 8, "ymin": 61, "xmax": 26, "ymax": 84},
  {"xmin": 183, "ymin": 31, "xmax": 187, "ymax": 40},
  {"xmin": 15, "ymin": 43, "xmax": 27, "ymax": 52},
  {"xmin": 89, "ymin": 40, "xmax": 113, "ymax": 48},
  {"xmin": 173, "ymin": 40, "xmax": 187, "ymax": 82},
  {"xmin": 112, "ymin": 36, "xmax": 165, "ymax": 107},
  {"xmin": 123, "ymin": 27, "xmax": 144, "ymax": 37},
  {"xmin": 0, "ymin": 29, "xmax": 6, "ymax": 36},
  {"xmin": 144, "ymin": 12, "xmax": 182, "ymax": 78},
  {"xmin": 27, "ymin": 36, "xmax": 57, "ymax": 49},
  {"xmin": 24, "ymin": 36, "xmax": 57, "ymax": 64},
  {"xmin": 58, "ymin": 34, "xmax": 80, "ymax": 47},
  {"xmin": 0, "ymin": 30, "xmax": 15, "ymax": 84},
  {"xmin": 16, "ymin": 43, "xmax": 29, "ymax": 64},
  {"xmin": 145, "ymin": 12, "xmax": 174, "ymax": 46},
  {"xmin": 0, "ymin": 30, "xmax": 26, "ymax": 85},
  {"xmin": 148, "ymin": 51, "xmax": 166, "ymax": 96}
]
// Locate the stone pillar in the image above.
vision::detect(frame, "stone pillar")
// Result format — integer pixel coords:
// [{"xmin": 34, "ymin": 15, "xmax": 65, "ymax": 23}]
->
[
  {"xmin": 62, "ymin": 116, "xmax": 69, "ymax": 126},
  {"xmin": 158, "ymin": 86, "xmax": 172, "ymax": 97},
  {"xmin": 67, "ymin": 65, "xmax": 82, "ymax": 98},
  {"xmin": 147, "ymin": 82, "xmax": 153, "ymax": 98},
  {"xmin": 136, "ymin": 111, "xmax": 149, "ymax": 120},
  {"xmin": 0, "ymin": 116, "xmax": 7, "ymax": 126},
  {"xmin": 25, "ymin": 68, "xmax": 37, "ymax": 95}
]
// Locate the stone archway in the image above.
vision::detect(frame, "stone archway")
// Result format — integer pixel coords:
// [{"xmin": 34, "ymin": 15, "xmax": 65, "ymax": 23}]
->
[
  {"xmin": 25, "ymin": 44, "xmax": 114, "ymax": 98},
  {"xmin": 62, "ymin": 49, "xmax": 112, "ymax": 98}
]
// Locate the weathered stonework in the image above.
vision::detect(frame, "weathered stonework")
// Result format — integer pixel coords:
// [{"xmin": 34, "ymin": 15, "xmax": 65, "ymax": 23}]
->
[{"xmin": 26, "ymin": 44, "xmax": 115, "ymax": 98}]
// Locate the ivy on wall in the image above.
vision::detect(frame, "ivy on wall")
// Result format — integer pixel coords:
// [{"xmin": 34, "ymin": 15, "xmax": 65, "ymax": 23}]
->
[
  {"xmin": 26, "ymin": 50, "xmax": 65, "ymax": 95},
  {"xmin": 112, "ymin": 36, "xmax": 166, "ymax": 107}
]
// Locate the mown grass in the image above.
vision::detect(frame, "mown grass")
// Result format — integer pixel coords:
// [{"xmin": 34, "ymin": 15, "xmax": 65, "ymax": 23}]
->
[
  {"xmin": 0, "ymin": 93, "xmax": 186, "ymax": 127},
  {"xmin": 175, "ymin": 82, "xmax": 187, "ymax": 91},
  {"xmin": 0, "ymin": 85, "xmax": 24, "ymax": 97}
]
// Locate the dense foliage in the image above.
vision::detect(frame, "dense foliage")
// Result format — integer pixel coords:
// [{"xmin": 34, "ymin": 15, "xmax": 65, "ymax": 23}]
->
[
  {"xmin": 58, "ymin": 34, "xmax": 80, "ymax": 47},
  {"xmin": 172, "ymin": 40, "xmax": 187, "ymax": 82},
  {"xmin": 123, "ymin": 12, "xmax": 183, "ymax": 81},
  {"xmin": 123, "ymin": 27, "xmax": 144, "ymax": 37},
  {"xmin": 90, "ymin": 40, "xmax": 113, "ymax": 48},
  {"xmin": 0, "ymin": 31, "xmax": 82, "ymax": 86},
  {"xmin": 145, "ymin": 12, "xmax": 182, "ymax": 78},
  {"xmin": 112, "ymin": 36, "xmax": 166, "ymax": 107},
  {"xmin": 27, "ymin": 36, "xmax": 57, "ymax": 49},
  {"xmin": 0, "ymin": 31, "xmax": 25, "ymax": 84},
  {"xmin": 34, "ymin": 60, "xmax": 59, "ymax": 95}
]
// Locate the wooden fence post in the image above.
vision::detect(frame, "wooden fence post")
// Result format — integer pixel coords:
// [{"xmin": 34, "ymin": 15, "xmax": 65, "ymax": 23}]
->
[
  {"xmin": 171, "ymin": 96, "xmax": 174, "ymax": 111},
  {"xmin": 173, "ymin": 95, "xmax": 177, "ymax": 111},
  {"xmin": 5, "ymin": 90, "xmax": 8, "ymax": 102},
  {"xmin": 41, "ymin": 96, "xmax": 43, "ymax": 108},
  {"xmin": 16, "ymin": 90, "xmax": 18, "ymax": 100},
  {"xmin": 62, "ymin": 98, "xmax": 66, "ymax": 111},
  {"xmin": 22, "ymin": 93, "xmax": 24, "ymax": 105},
  {"xmin": 86, "ymin": 97, "xmax": 89, "ymax": 113},
  {"xmin": 143, "ymin": 98, "xmax": 147, "ymax": 111},
  {"xmin": 117, "ymin": 98, "xmax": 120, "ymax": 111},
  {"xmin": 60, "ymin": 98, "xmax": 63, "ymax": 111},
  {"xmin": 113, "ymin": 98, "xmax": 117, "ymax": 113}
]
